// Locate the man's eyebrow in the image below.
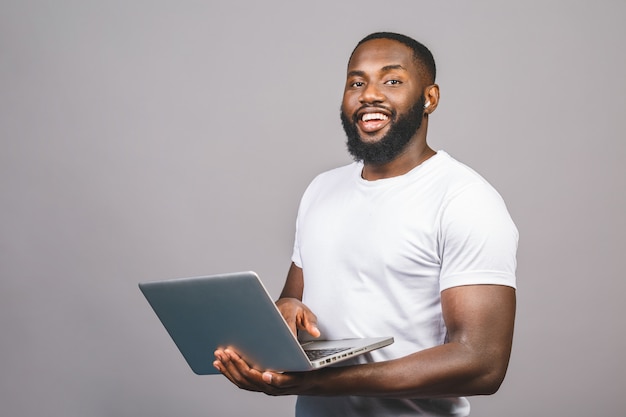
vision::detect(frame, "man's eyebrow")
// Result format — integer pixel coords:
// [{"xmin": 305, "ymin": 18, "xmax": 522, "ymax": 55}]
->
[
  {"xmin": 347, "ymin": 65, "xmax": 408, "ymax": 78},
  {"xmin": 347, "ymin": 70, "xmax": 366, "ymax": 78},
  {"xmin": 381, "ymin": 64, "xmax": 408, "ymax": 72}
]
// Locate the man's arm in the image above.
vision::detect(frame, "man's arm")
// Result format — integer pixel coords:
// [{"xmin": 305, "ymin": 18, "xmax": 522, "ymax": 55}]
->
[
  {"xmin": 278, "ymin": 262, "xmax": 304, "ymax": 299},
  {"xmin": 214, "ymin": 266, "xmax": 516, "ymax": 398},
  {"xmin": 299, "ymin": 284, "xmax": 516, "ymax": 398}
]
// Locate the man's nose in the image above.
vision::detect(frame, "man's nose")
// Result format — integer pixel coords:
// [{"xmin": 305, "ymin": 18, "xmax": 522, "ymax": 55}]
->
[{"xmin": 359, "ymin": 83, "xmax": 385, "ymax": 104}]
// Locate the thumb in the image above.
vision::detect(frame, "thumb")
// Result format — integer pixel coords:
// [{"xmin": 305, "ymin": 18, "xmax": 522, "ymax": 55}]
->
[
  {"xmin": 303, "ymin": 316, "xmax": 321, "ymax": 338},
  {"xmin": 262, "ymin": 372, "xmax": 274, "ymax": 384}
]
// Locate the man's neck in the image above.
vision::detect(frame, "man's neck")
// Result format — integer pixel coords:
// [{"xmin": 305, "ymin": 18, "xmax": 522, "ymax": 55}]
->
[{"xmin": 361, "ymin": 139, "xmax": 436, "ymax": 181}]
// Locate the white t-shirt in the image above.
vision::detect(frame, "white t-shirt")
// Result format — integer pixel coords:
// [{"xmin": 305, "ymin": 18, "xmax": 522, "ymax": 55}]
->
[{"xmin": 291, "ymin": 151, "xmax": 518, "ymax": 417}]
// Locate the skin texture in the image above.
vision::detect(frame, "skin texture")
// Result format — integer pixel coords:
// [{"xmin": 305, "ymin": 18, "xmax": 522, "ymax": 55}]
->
[{"xmin": 213, "ymin": 38, "xmax": 516, "ymax": 399}]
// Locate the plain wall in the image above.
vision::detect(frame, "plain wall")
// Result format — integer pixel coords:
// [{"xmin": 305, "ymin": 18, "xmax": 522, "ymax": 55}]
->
[{"xmin": 1, "ymin": 1, "xmax": 625, "ymax": 416}]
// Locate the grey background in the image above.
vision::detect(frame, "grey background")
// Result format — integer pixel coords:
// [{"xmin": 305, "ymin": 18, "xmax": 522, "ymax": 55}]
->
[{"xmin": 1, "ymin": 1, "xmax": 624, "ymax": 416}]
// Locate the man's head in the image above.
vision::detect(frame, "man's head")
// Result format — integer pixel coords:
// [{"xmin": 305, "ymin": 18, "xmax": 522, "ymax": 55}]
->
[{"xmin": 341, "ymin": 32, "xmax": 439, "ymax": 165}]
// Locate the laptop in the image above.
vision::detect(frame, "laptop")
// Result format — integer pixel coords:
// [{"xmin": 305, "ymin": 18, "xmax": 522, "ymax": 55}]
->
[{"xmin": 139, "ymin": 271, "xmax": 393, "ymax": 375}]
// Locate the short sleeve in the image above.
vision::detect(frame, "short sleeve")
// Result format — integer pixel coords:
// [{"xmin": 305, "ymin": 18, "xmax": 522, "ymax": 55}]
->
[{"xmin": 438, "ymin": 182, "xmax": 518, "ymax": 292}]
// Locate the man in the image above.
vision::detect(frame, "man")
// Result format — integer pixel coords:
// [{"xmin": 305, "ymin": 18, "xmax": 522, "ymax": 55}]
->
[{"xmin": 214, "ymin": 32, "xmax": 518, "ymax": 417}]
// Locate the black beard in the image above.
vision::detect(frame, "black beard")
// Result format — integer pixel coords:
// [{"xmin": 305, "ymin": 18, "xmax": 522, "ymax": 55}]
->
[{"xmin": 341, "ymin": 95, "xmax": 426, "ymax": 165}]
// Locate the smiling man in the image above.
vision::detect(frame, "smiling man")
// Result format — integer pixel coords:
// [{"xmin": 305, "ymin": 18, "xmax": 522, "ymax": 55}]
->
[{"xmin": 214, "ymin": 32, "xmax": 518, "ymax": 417}]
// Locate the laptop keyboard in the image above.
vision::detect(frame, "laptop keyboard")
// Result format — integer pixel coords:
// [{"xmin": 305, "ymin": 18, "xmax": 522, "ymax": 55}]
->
[{"xmin": 305, "ymin": 347, "xmax": 351, "ymax": 361}]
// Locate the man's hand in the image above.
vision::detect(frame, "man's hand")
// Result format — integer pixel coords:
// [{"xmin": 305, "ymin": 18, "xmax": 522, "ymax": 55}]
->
[
  {"xmin": 212, "ymin": 292, "xmax": 321, "ymax": 395},
  {"xmin": 213, "ymin": 348, "xmax": 312, "ymax": 396},
  {"xmin": 275, "ymin": 297, "xmax": 321, "ymax": 338}
]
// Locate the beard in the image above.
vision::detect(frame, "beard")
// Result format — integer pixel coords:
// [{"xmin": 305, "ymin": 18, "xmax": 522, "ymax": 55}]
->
[{"xmin": 341, "ymin": 95, "xmax": 426, "ymax": 165}]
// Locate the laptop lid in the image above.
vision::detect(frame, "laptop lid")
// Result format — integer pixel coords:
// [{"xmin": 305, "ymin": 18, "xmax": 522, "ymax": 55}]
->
[{"xmin": 139, "ymin": 271, "xmax": 393, "ymax": 375}]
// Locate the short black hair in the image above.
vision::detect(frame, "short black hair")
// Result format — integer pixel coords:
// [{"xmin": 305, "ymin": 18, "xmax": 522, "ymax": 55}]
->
[{"xmin": 350, "ymin": 32, "xmax": 436, "ymax": 84}]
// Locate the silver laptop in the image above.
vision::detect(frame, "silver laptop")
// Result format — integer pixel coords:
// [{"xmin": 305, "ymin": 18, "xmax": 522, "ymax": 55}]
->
[{"xmin": 139, "ymin": 271, "xmax": 393, "ymax": 375}]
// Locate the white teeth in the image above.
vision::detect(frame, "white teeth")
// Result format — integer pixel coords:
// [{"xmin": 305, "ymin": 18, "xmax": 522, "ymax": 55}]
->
[{"xmin": 362, "ymin": 113, "xmax": 388, "ymax": 122}]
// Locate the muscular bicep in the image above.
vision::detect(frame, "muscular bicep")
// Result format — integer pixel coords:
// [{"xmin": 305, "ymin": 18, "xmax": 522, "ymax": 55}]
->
[
  {"xmin": 279, "ymin": 262, "xmax": 304, "ymax": 300},
  {"xmin": 441, "ymin": 284, "xmax": 516, "ymax": 389}
]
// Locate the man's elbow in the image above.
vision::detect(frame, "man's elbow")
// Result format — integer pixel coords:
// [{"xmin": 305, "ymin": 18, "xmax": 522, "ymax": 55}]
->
[
  {"xmin": 477, "ymin": 375, "xmax": 505, "ymax": 395},
  {"xmin": 473, "ymin": 364, "xmax": 509, "ymax": 395}
]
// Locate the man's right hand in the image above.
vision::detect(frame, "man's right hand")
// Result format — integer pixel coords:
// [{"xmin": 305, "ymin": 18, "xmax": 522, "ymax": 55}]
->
[{"xmin": 275, "ymin": 297, "xmax": 321, "ymax": 338}]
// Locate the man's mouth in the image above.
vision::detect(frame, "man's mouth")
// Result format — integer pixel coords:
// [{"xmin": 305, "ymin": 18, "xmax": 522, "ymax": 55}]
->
[{"xmin": 358, "ymin": 111, "xmax": 391, "ymax": 133}]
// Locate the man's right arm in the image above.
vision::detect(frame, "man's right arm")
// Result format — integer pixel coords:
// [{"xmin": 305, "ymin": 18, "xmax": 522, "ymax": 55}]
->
[{"xmin": 278, "ymin": 262, "xmax": 305, "ymax": 300}]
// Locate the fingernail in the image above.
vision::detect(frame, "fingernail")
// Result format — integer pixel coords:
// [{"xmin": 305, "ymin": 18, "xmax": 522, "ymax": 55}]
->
[{"xmin": 263, "ymin": 372, "xmax": 273, "ymax": 384}]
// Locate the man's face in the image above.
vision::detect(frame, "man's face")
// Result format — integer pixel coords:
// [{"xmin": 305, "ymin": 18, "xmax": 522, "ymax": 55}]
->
[{"xmin": 341, "ymin": 38, "xmax": 426, "ymax": 165}]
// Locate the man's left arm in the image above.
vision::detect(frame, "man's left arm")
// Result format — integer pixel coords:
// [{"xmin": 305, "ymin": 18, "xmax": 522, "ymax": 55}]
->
[{"xmin": 214, "ymin": 283, "xmax": 515, "ymax": 398}]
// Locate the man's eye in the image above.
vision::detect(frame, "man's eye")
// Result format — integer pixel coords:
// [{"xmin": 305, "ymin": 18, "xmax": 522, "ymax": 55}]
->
[
  {"xmin": 385, "ymin": 80, "xmax": 402, "ymax": 85},
  {"xmin": 351, "ymin": 81, "xmax": 365, "ymax": 88}
]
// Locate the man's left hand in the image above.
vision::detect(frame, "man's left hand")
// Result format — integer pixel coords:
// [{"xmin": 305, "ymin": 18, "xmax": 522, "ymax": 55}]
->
[{"xmin": 213, "ymin": 348, "xmax": 309, "ymax": 396}]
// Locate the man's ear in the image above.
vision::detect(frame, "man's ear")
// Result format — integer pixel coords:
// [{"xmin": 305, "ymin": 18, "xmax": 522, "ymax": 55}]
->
[{"xmin": 423, "ymin": 84, "xmax": 440, "ymax": 115}]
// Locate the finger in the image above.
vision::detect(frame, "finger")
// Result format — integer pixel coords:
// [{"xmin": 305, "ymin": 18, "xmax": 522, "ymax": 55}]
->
[
  {"xmin": 215, "ymin": 349, "xmax": 259, "ymax": 390},
  {"xmin": 299, "ymin": 311, "xmax": 320, "ymax": 338},
  {"xmin": 222, "ymin": 349, "xmax": 252, "ymax": 380},
  {"xmin": 305, "ymin": 319, "xmax": 320, "ymax": 338},
  {"xmin": 213, "ymin": 349, "xmax": 231, "ymax": 374},
  {"xmin": 214, "ymin": 349, "xmax": 241, "ymax": 381},
  {"xmin": 262, "ymin": 371, "xmax": 304, "ymax": 393},
  {"xmin": 228, "ymin": 350, "xmax": 275, "ymax": 390},
  {"xmin": 215, "ymin": 350, "xmax": 295, "ymax": 396}
]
